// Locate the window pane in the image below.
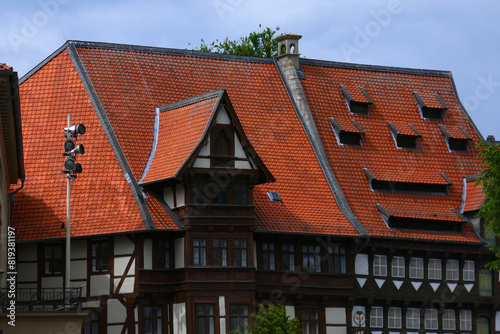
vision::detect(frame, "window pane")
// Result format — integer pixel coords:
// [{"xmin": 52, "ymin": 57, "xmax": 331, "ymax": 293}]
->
[
  {"xmin": 425, "ymin": 309, "xmax": 438, "ymax": 330},
  {"xmin": 391, "ymin": 256, "xmax": 405, "ymax": 278},
  {"xmin": 446, "ymin": 259, "xmax": 459, "ymax": 281},
  {"xmin": 409, "ymin": 258, "xmax": 423, "ymax": 279},
  {"xmin": 460, "ymin": 310, "xmax": 472, "ymax": 330}
]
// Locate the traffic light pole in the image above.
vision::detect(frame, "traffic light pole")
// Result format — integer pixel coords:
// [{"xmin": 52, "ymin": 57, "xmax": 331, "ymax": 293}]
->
[{"xmin": 65, "ymin": 114, "xmax": 71, "ymax": 305}]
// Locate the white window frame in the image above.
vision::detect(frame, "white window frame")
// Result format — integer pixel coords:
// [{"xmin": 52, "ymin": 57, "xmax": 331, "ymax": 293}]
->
[
  {"xmin": 391, "ymin": 256, "xmax": 405, "ymax": 278},
  {"xmin": 409, "ymin": 257, "xmax": 424, "ymax": 279},
  {"xmin": 463, "ymin": 260, "xmax": 475, "ymax": 281},
  {"xmin": 370, "ymin": 306, "xmax": 383, "ymax": 328},
  {"xmin": 428, "ymin": 258, "xmax": 442, "ymax": 280},
  {"xmin": 425, "ymin": 308, "xmax": 438, "ymax": 330},
  {"xmin": 406, "ymin": 308, "xmax": 420, "ymax": 329},
  {"xmin": 446, "ymin": 259, "xmax": 459, "ymax": 281},
  {"xmin": 388, "ymin": 307, "xmax": 401, "ymax": 329},
  {"xmin": 442, "ymin": 309, "xmax": 456, "ymax": 330},
  {"xmin": 373, "ymin": 255, "xmax": 387, "ymax": 277},
  {"xmin": 460, "ymin": 310, "xmax": 472, "ymax": 331}
]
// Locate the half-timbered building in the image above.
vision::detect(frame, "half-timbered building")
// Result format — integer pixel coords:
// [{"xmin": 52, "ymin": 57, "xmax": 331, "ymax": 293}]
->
[{"xmin": 4, "ymin": 35, "xmax": 498, "ymax": 334}]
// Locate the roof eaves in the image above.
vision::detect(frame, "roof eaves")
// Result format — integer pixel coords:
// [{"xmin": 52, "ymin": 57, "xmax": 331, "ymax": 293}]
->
[
  {"xmin": 20, "ymin": 41, "xmax": 71, "ymax": 84},
  {"xmin": 66, "ymin": 43, "xmax": 156, "ymax": 230}
]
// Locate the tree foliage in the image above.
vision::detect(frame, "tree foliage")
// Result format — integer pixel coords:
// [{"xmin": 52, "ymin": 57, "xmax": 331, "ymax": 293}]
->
[
  {"xmin": 193, "ymin": 25, "xmax": 281, "ymax": 58},
  {"xmin": 477, "ymin": 142, "xmax": 500, "ymax": 269},
  {"xmin": 230, "ymin": 304, "xmax": 301, "ymax": 334}
]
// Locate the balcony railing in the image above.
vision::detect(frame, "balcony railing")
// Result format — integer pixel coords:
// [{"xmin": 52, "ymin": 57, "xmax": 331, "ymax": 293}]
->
[{"xmin": 0, "ymin": 287, "xmax": 83, "ymax": 312}]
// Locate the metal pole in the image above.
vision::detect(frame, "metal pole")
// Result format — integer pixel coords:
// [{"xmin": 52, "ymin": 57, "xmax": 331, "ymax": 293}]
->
[{"xmin": 65, "ymin": 114, "xmax": 71, "ymax": 306}]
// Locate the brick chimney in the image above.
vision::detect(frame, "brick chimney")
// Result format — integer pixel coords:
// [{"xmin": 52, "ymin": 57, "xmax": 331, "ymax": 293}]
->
[{"xmin": 275, "ymin": 34, "xmax": 302, "ymax": 69}]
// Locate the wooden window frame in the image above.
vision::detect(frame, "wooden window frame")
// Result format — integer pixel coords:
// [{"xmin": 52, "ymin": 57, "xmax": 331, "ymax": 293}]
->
[
  {"xmin": 370, "ymin": 306, "xmax": 383, "ymax": 328},
  {"xmin": 301, "ymin": 308, "xmax": 321, "ymax": 334},
  {"xmin": 328, "ymin": 245, "xmax": 346, "ymax": 274},
  {"xmin": 425, "ymin": 308, "xmax": 438, "ymax": 330},
  {"xmin": 90, "ymin": 239, "xmax": 111, "ymax": 273},
  {"xmin": 428, "ymin": 258, "xmax": 442, "ymax": 280},
  {"xmin": 213, "ymin": 238, "xmax": 228, "ymax": 267},
  {"xmin": 388, "ymin": 307, "xmax": 401, "ymax": 329},
  {"xmin": 391, "ymin": 256, "xmax": 405, "ymax": 278},
  {"xmin": 460, "ymin": 310, "xmax": 472, "ymax": 331},
  {"xmin": 143, "ymin": 305, "xmax": 163, "ymax": 334},
  {"xmin": 44, "ymin": 243, "xmax": 63, "ymax": 275},
  {"xmin": 446, "ymin": 259, "xmax": 459, "ymax": 281},
  {"xmin": 194, "ymin": 303, "xmax": 217, "ymax": 334},
  {"xmin": 262, "ymin": 242, "xmax": 276, "ymax": 271},
  {"xmin": 463, "ymin": 260, "xmax": 475, "ymax": 282},
  {"xmin": 234, "ymin": 239, "xmax": 248, "ymax": 267},
  {"xmin": 373, "ymin": 255, "xmax": 387, "ymax": 277},
  {"xmin": 154, "ymin": 238, "xmax": 171, "ymax": 270},
  {"xmin": 193, "ymin": 238, "xmax": 207, "ymax": 266},
  {"xmin": 409, "ymin": 257, "xmax": 424, "ymax": 279},
  {"xmin": 302, "ymin": 244, "xmax": 321, "ymax": 273},
  {"xmin": 282, "ymin": 243, "xmax": 296, "ymax": 272},
  {"xmin": 442, "ymin": 309, "xmax": 456, "ymax": 330},
  {"xmin": 229, "ymin": 304, "xmax": 250, "ymax": 334},
  {"xmin": 406, "ymin": 308, "xmax": 420, "ymax": 329}
]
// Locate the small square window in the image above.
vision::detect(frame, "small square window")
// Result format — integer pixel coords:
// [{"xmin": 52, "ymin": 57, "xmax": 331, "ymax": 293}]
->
[
  {"xmin": 422, "ymin": 107, "xmax": 444, "ymax": 120},
  {"xmin": 409, "ymin": 258, "xmax": 424, "ymax": 279},
  {"xmin": 448, "ymin": 138, "xmax": 469, "ymax": 152},
  {"xmin": 442, "ymin": 309, "xmax": 456, "ymax": 330},
  {"xmin": 388, "ymin": 307, "xmax": 401, "ymax": 328},
  {"xmin": 460, "ymin": 310, "xmax": 472, "ymax": 331},
  {"xmin": 370, "ymin": 306, "xmax": 383, "ymax": 328},
  {"xmin": 425, "ymin": 308, "xmax": 438, "ymax": 330},
  {"xmin": 406, "ymin": 308, "xmax": 420, "ymax": 329},
  {"xmin": 463, "ymin": 260, "xmax": 475, "ymax": 281},
  {"xmin": 391, "ymin": 256, "xmax": 405, "ymax": 278},
  {"xmin": 373, "ymin": 255, "xmax": 387, "ymax": 276},
  {"xmin": 428, "ymin": 259, "xmax": 442, "ymax": 280},
  {"xmin": 446, "ymin": 259, "xmax": 459, "ymax": 281}
]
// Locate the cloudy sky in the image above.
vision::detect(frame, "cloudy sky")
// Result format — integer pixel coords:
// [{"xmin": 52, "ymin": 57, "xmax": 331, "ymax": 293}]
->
[{"xmin": 1, "ymin": 0, "xmax": 499, "ymax": 140}]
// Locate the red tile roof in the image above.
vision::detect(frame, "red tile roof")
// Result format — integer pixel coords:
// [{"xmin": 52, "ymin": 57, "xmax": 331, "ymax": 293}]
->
[
  {"xmin": 142, "ymin": 92, "xmax": 220, "ymax": 184},
  {"xmin": 462, "ymin": 179, "xmax": 485, "ymax": 213},
  {"xmin": 300, "ymin": 61, "xmax": 484, "ymax": 242},
  {"xmin": 13, "ymin": 42, "xmax": 359, "ymax": 241},
  {"xmin": 0, "ymin": 63, "xmax": 13, "ymax": 71}
]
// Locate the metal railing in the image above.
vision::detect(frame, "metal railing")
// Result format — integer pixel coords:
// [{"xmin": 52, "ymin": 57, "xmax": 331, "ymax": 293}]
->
[{"xmin": 0, "ymin": 287, "xmax": 83, "ymax": 312}]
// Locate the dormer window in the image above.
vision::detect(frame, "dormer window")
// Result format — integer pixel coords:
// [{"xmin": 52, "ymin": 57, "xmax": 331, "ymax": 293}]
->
[
  {"xmin": 439, "ymin": 124, "xmax": 472, "ymax": 152},
  {"xmin": 413, "ymin": 91, "xmax": 447, "ymax": 120},
  {"xmin": 267, "ymin": 191, "xmax": 282, "ymax": 202},
  {"xmin": 388, "ymin": 123, "xmax": 422, "ymax": 149},
  {"xmin": 364, "ymin": 168, "xmax": 450, "ymax": 195},
  {"xmin": 329, "ymin": 117, "xmax": 365, "ymax": 146},
  {"xmin": 340, "ymin": 85, "xmax": 373, "ymax": 115}
]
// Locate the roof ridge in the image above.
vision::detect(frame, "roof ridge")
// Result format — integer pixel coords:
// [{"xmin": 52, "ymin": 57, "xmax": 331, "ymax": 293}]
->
[
  {"xmin": 68, "ymin": 40, "xmax": 275, "ymax": 64},
  {"xmin": 300, "ymin": 57, "xmax": 452, "ymax": 77}
]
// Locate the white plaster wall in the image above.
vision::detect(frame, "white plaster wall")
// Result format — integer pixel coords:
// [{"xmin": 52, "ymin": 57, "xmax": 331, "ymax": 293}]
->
[
  {"xmin": 114, "ymin": 235, "xmax": 134, "ymax": 255},
  {"xmin": 327, "ymin": 327, "xmax": 347, "ymax": 334},
  {"xmin": 219, "ymin": 296, "xmax": 225, "ymax": 316},
  {"xmin": 234, "ymin": 133, "xmax": 246, "ymax": 159},
  {"xmin": 216, "ymin": 106, "xmax": 231, "ymax": 124},
  {"xmin": 173, "ymin": 302, "xmax": 187, "ymax": 334},
  {"xmin": 114, "ymin": 256, "xmax": 134, "ymax": 276},
  {"xmin": 351, "ymin": 306, "xmax": 366, "ymax": 327},
  {"xmin": 253, "ymin": 240, "xmax": 257, "ymax": 268},
  {"xmin": 71, "ymin": 259, "xmax": 87, "ymax": 280},
  {"xmin": 199, "ymin": 138, "xmax": 210, "ymax": 155},
  {"xmin": 285, "ymin": 305, "xmax": 295, "ymax": 319},
  {"xmin": 176, "ymin": 184, "xmax": 185, "ymax": 207},
  {"xmin": 107, "ymin": 325, "xmax": 122, "ymax": 334},
  {"xmin": 114, "ymin": 277, "xmax": 135, "ymax": 294},
  {"xmin": 70, "ymin": 280, "xmax": 87, "ymax": 298},
  {"xmin": 71, "ymin": 239, "xmax": 87, "ymax": 259},
  {"xmin": 108, "ymin": 298, "xmax": 127, "ymax": 324},
  {"xmin": 355, "ymin": 254, "xmax": 369, "ymax": 275},
  {"xmin": 41, "ymin": 276, "xmax": 63, "ymax": 289},
  {"xmin": 82, "ymin": 300, "xmax": 100, "ymax": 308},
  {"xmin": 17, "ymin": 262, "xmax": 37, "ymax": 282},
  {"xmin": 193, "ymin": 157, "xmax": 210, "ymax": 168},
  {"xmin": 90, "ymin": 274, "xmax": 111, "ymax": 296},
  {"xmin": 164, "ymin": 187, "xmax": 174, "ymax": 208},
  {"xmin": 144, "ymin": 239, "xmax": 153, "ymax": 270},
  {"xmin": 17, "ymin": 242, "xmax": 37, "ymax": 261},
  {"xmin": 326, "ymin": 307, "xmax": 346, "ymax": 325},
  {"xmin": 175, "ymin": 238, "xmax": 185, "ymax": 269}
]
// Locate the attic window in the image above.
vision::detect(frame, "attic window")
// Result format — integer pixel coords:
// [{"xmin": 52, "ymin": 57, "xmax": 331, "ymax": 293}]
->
[
  {"xmin": 413, "ymin": 92, "xmax": 447, "ymax": 120},
  {"xmin": 376, "ymin": 203, "xmax": 462, "ymax": 233},
  {"xmin": 364, "ymin": 168, "xmax": 449, "ymax": 195},
  {"xmin": 267, "ymin": 191, "xmax": 282, "ymax": 202},
  {"xmin": 340, "ymin": 85, "xmax": 373, "ymax": 115},
  {"xmin": 329, "ymin": 117, "xmax": 365, "ymax": 146},
  {"xmin": 439, "ymin": 124, "xmax": 471, "ymax": 153},
  {"xmin": 388, "ymin": 123, "xmax": 422, "ymax": 150}
]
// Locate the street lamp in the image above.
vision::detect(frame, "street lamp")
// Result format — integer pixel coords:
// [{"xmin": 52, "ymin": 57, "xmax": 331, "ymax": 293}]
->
[{"xmin": 62, "ymin": 115, "xmax": 85, "ymax": 307}]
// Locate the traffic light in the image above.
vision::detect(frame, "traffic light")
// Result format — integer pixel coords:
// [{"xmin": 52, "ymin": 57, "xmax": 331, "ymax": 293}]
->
[{"xmin": 63, "ymin": 124, "xmax": 85, "ymax": 179}]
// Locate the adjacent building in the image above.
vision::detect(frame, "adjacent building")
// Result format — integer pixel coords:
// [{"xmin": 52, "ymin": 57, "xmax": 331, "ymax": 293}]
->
[{"xmin": 6, "ymin": 35, "xmax": 498, "ymax": 334}]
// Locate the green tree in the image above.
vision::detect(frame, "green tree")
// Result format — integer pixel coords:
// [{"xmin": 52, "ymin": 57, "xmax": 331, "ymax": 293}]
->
[
  {"xmin": 193, "ymin": 25, "xmax": 281, "ymax": 58},
  {"xmin": 477, "ymin": 142, "xmax": 500, "ymax": 269},
  {"xmin": 230, "ymin": 304, "xmax": 301, "ymax": 334}
]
